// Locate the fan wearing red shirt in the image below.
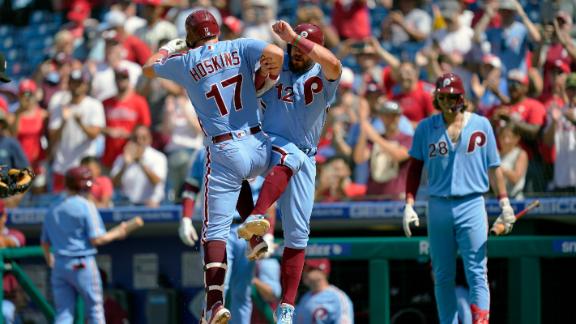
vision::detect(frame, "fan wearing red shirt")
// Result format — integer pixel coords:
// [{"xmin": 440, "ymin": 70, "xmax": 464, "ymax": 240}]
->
[
  {"xmin": 81, "ymin": 156, "xmax": 114, "ymax": 208},
  {"xmin": 102, "ymin": 68, "xmax": 151, "ymax": 169},
  {"xmin": 11, "ymin": 80, "xmax": 48, "ymax": 189},
  {"xmin": 102, "ymin": 10, "xmax": 152, "ymax": 66},
  {"xmin": 331, "ymin": 0, "xmax": 371, "ymax": 40},
  {"xmin": 391, "ymin": 62, "xmax": 435, "ymax": 127}
]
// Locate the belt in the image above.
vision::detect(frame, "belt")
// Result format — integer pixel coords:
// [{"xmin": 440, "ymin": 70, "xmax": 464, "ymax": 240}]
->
[{"xmin": 212, "ymin": 126, "xmax": 262, "ymax": 144}]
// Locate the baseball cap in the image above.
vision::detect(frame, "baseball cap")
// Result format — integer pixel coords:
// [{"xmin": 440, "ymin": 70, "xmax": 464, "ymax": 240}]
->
[
  {"xmin": 0, "ymin": 52, "xmax": 10, "ymax": 83},
  {"xmin": 482, "ymin": 54, "xmax": 502, "ymax": 69},
  {"xmin": 304, "ymin": 258, "xmax": 331, "ymax": 276},
  {"xmin": 100, "ymin": 10, "xmax": 126, "ymax": 30},
  {"xmin": 18, "ymin": 79, "xmax": 37, "ymax": 96},
  {"xmin": 498, "ymin": 0, "xmax": 516, "ymax": 11},
  {"xmin": 69, "ymin": 69, "xmax": 91, "ymax": 83},
  {"xmin": 223, "ymin": 16, "xmax": 243, "ymax": 34},
  {"xmin": 566, "ymin": 73, "xmax": 576, "ymax": 89},
  {"xmin": 67, "ymin": 0, "xmax": 91, "ymax": 22},
  {"xmin": 377, "ymin": 100, "xmax": 403, "ymax": 115},
  {"xmin": 507, "ymin": 69, "xmax": 529, "ymax": 85}
]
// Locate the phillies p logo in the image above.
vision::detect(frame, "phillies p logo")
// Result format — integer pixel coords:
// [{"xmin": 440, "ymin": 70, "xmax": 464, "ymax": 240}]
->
[{"xmin": 467, "ymin": 131, "xmax": 487, "ymax": 153}]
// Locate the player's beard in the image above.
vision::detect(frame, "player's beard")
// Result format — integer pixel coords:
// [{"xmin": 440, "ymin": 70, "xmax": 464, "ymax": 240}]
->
[{"xmin": 289, "ymin": 49, "xmax": 313, "ymax": 73}]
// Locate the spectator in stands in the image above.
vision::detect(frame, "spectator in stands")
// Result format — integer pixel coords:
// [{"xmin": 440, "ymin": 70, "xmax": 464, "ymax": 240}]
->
[
  {"xmin": 48, "ymin": 69, "xmax": 105, "ymax": 192},
  {"xmin": 490, "ymin": 69, "xmax": 547, "ymax": 193},
  {"xmin": 543, "ymin": 73, "xmax": 576, "ymax": 193},
  {"xmin": 174, "ymin": 0, "xmax": 222, "ymax": 39},
  {"xmin": 0, "ymin": 110, "xmax": 30, "ymax": 207},
  {"xmin": 315, "ymin": 155, "xmax": 363, "ymax": 202},
  {"xmin": 331, "ymin": 0, "xmax": 371, "ymax": 40},
  {"xmin": 473, "ymin": 0, "xmax": 541, "ymax": 74},
  {"xmin": 90, "ymin": 36, "xmax": 142, "ymax": 101},
  {"xmin": 102, "ymin": 68, "xmax": 151, "ymax": 170},
  {"xmin": 354, "ymin": 100, "xmax": 412, "ymax": 200},
  {"xmin": 9, "ymin": 79, "xmax": 48, "ymax": 193},
  {"xmin": 63, "ymin": 0, "xmax": 91, "ymax": 39},
  {"xmin": 470, "ymin": 54, "xmax": 509, "ymax": 116},
  {"xmin": 295, "ymin": 259, "xmax": 354, "ymax": 323},
  {"xmin": 381, "ymin": 0, "xmax": 431, "ymax": 48},
  {"xmin": 295, "ymin": 3, "xmax": 340, "ymax": 49},
  {"xmin": 36, "ymin": 41, "xmax": 80, "ymax": 108},
  {"xmin": 81, "ymin": 156, "xmax": 114, "ymax": 208},
  {"xmin": 113, "ymin": 0, "xmax": 147, "ymax": 35},
  {"xmin": 497, "ymin": 125, "xmax": 528, "ymax": 199},
  {"xmin": 161, "ymin": 94, "xmax": 203, "ymax": 201},
  {"xmin": 220, "ymin": 16, "xmax": 244, "ymax": 41},
  {"xmin": 134, "ymin": 0, "xmax": 178, "ymax": 51},
  {"xmin": 391, "ymin": 61, "xmax": 435, "ymax": 128},
  {"xmin": 98, "ymin": 11, "xmax": 152, "ymax": 66},
  {"xmin": 242, "ymin": 0, "xmax": 280, "ymax": 44},
  {"xmin": 111, "ymin": 124, "xmax": 167, "ymax": 207}
]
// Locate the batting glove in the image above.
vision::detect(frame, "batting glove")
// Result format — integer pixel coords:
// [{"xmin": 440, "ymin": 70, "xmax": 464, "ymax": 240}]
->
[
  {"xmin": 403, "ymin": 203, "xmax": 419, "ymax": 237},
  {"xmin": 160, "ymin": 38, "xmax": 188, "ymax": 55},
  {"xmin": 493, "ymin": 197, "xmax": 516, "ymax": 235},
  {"xmin": 179, "ymin": 218, "xmax": 199, "ymax": 247},
  {"xmin": 262, "ymin": 233, "xmax": 276, "ymax": 258}
]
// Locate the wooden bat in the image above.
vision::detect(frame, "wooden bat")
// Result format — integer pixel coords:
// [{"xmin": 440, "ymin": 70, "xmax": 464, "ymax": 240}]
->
[
  {"xmin": 490, "ymin": 200, "xmax": 540, "ymax": 236},
  {"xmin": 110, "ymin": 216, "xmax": 144, "ymax": 237}
]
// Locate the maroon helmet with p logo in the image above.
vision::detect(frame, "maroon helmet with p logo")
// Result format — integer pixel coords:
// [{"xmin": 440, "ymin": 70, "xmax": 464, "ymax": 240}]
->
[
  {"xmin": 294, "ymin": 23, "xmax": 324, "ymax": 46},
  {"xmin": 185, "ymin": 9, "xmax": 220, "ymax": 48},
  {"xmin": 65, "ymin": 166, "xmax": 93, "ymax": 193},
  {"xmin": 434, "ymin": 73, "xmax": 466, "ymax": 112}
]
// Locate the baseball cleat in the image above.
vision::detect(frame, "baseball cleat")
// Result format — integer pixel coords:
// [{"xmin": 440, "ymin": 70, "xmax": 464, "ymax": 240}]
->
[
  {"xmin": 274, "ymin": 303, "xmax": 295, "ymax": 324},
  {"xmin": 246, "ymin": 235, "xmax": 268, "ymax": 261},
  {"xmin": 237, "ymin": 214, "xmax": 270, "ymax": 240},
  {"xmin": 201, "ymin": 302, "xmax": 231, "ymax": 324}
]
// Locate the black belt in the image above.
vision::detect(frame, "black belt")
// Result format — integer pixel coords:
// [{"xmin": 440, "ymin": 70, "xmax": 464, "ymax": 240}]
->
[{"xmin": 212, "ymin": 126, "xmax": 262, "ymax": 144}]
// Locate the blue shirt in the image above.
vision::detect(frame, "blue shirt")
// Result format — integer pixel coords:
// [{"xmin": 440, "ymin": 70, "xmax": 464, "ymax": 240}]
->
[
  {"xmin": 485, "ymin": 22, "xmax": 529, "ymax": 73},
  {"xmin": 409, "ymin": 113, "xmax": 500, "ymax": 197},
  {"xmin": 153, "ymin": 38, "xmax": 267, "ymax": 137},
  {"xmin": 0, "ymin": 136, "xmax": 29, "ymax": 169},
  {"xmin": 41, "ymin": 195, "xmax": 106, "ymax": 257},
  {"xmin": 261, "ymin": 54, "xmax": 340, "ymax": 150},
  {"xmin": 295, "ymin": 285, "xmax": 354, "ymax": 324}
]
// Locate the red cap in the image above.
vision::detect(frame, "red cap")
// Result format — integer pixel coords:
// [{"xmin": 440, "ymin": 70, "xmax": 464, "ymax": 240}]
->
[
  {"xmin": 67, "ymin": 0, "xmax": 91, "ymax": 22},
  {"xmin": 223, "ymin": 16, "xmax": 243, "ymax": 34},
  {"xmin": 19, "ymin": 79, "xmax": 37, "ymax": 95},
  {"xmin": 507, "ymin": 69, "xmax": 529, "ymax": 85},
  {"xmin": 304, "ymin": 258, "xmax": 331, "ymax": 276},
  {"xmin": 0, "ymin": 97, "xmax": 7, "ymax": 113}
]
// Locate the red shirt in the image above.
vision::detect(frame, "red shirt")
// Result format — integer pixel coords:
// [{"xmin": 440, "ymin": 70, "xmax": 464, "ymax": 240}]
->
[
  {"xmin": 391, "ymin": 85, "xmax": 435, "ymax": 123},
  {"xmin": 331, "ymin": 0, "xmax": 371, "ymax": 40},
  {"xmin": 122, "ymin": 35, "xmax": 152, "ymax": 66},
  {"xmin": 102, "ymin": 92, "xmax": 151, "ymax": 167},
  {"xmin": 16, "ymin": 107, "xmax": 46, "ymax": 166},
  {"xmin": 91, "ymin": 176, "xmax": 113, "ymax": 205}
]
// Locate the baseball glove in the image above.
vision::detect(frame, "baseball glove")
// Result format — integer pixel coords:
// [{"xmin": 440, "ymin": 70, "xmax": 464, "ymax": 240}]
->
[{"xmin": 0, "ymin": 168, "xmax": 36, "ymax": 197}]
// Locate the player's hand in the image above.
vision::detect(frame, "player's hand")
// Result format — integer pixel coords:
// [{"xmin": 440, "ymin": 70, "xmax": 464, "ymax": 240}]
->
[
  {"xmin": 272, "ymin": 20, "xmax": 297, "ymax": 44},
  {"xmin": 493, "ymin": 197, "xmax": 515, "ymax": 235},
  {"xmin": 160, "ymin": 38, "xmax": 188, "ymax": 55},
  {"xmin": 179, "ymin": 218, "xmax": 198, "ymax": 247},
  {"xmin": 262, "ymin": 233, "xmax": 276, "ymax": 258},
  {"xmin": 403, "ymin": 203, "xmax": 419, "ymax": 237}
]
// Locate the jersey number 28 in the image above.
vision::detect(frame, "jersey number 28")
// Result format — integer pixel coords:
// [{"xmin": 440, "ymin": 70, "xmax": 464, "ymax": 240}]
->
[{"xmin": 205, "ymin": 74, "xmax": 243, "ymax": 116}]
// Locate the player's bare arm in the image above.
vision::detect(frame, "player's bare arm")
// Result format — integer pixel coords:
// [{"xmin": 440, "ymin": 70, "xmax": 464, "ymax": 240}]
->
[
  {"xmin": 272, "ymin": 20, "xmax": 341, "ymax": 81},
  {"xmin": 41, "ymin": 242, "xmax": 54, "ymax": 268},
  {"xmin": 90, "ymin": 223, "xmax": 127, "ymax": 246}
]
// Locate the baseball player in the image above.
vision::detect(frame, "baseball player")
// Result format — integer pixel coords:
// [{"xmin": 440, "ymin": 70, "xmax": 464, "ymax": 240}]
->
[
  {"xmin": 295, "ymin": 258, "xmax": 354, "ymax": 324},
  {"xmin": 41, "ymin": 166, "xmax": 127, "ymax": 324},
  {"xmin": 402, "ymin": 73, "xmax": 515, "ymax": 324},
  {"xmin": 236, "ymin": 21, "xmax": 342, "ymax": 323},
  {"xmin": 179, "ymin": 148, "xmax": 276, "ymax": 324},
  {"xmin": 143, "ymin": 9, "xmax": 284, "ymax": 323}
]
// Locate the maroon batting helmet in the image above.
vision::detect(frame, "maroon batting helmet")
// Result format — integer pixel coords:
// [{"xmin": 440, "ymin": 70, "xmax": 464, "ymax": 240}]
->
[
  {"xmin": 434, "ymin": 73, "xmax": 466, "ymax": 112},
  {"xmin": 185, "ymin": 9, "xmax": 220, "ymax": 48},
  {"xmin": 65, "ymin": 166, "xmax": 93, "ymax": 193},
  {"xmin": 294, "ymin": 23, "xmax": 324, "ymax": 46}
]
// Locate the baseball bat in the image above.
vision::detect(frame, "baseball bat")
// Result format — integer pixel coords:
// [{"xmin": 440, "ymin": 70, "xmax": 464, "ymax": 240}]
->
[
  {"xmin": 490, "ymin": 200, "xmax": 540, "ymax": 236},
  {"xmin": 110, "ymin": 216, "xmax": 144, "ymax": 237}
]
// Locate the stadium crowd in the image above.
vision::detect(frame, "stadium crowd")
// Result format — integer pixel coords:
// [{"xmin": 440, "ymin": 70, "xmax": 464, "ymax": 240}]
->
[{"xmin": 0, "ymin": 0, "xmax": 575, "ymax": 210}]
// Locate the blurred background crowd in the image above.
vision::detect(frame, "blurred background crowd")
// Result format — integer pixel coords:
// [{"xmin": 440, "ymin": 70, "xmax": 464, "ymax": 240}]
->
[{"xmin": 0, "ymin": 0, "xmax": 575, "ymax": 209}]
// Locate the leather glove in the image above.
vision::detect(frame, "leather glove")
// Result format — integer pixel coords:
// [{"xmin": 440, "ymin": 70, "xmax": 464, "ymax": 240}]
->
[
  {"xmin": 403, "ymin": 203, "xmax": 419, "ymax": 237},
  {"xmin": 8, "ymin": 168, "xmax": 35, "ymax": 194},
  {"xmin": 179, "ymin": 218, "xmax": 199, "ymax": 247},
  {"xmin": 160, "ymin": 38, "xmax": 188, "ymax": 55},
  {"xmin": 493, "ymin": 197, "xmax": 516, "ymax": 235}
]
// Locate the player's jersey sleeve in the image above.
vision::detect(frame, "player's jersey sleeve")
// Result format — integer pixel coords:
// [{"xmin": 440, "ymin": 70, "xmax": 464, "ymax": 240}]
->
[
  {"xmin": 153, "ymin": 53, "xmax": 190, "ymax": 85},
  {"xmin": 409, "ymin": 119, "xmax": 427, "ymax": 161},
  {"xmin": 321, "ymin": 65, "xmax": 341, "ymax": 106},
  {"xmin": 85, "ymin": 200, "xmax": 106, "ymax": 239},
  {"xmin": 235, "ymin": 38, "xmax": 267, "ymax": 72},
  {"xmin": 483, "ymin": 117, "xmax": 501, "ymax": 168}
]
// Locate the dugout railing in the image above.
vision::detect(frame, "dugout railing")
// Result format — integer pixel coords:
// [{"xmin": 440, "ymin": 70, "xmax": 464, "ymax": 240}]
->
[{"xmin": 1, "ymin": 236, "xmax": 575, "ymax": 324}]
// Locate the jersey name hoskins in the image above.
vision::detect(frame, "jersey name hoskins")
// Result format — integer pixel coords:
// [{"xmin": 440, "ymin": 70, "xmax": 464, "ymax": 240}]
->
[{"xmin": 189, "ymin": 50, "xmax": 241, "ymax": 82}]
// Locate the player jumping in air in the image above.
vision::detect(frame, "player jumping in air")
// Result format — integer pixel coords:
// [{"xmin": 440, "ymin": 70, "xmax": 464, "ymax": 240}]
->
[{"xmin": 403, "ymin": 73, "xmax": 516, "ymax": 324}]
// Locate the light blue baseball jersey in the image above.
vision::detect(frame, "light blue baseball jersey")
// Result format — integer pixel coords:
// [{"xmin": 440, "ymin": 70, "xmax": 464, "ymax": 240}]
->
[
  {"xmin": 409, "ymin": 113, "xmax": 500, "ymax": 197},
  {"xmin": 41, "ymin": 195, "xmax": 106, "ymax": 257},
  {"xmin": 261, "ymin": 55, "xmax": 340, "ymax": 150},
  {"xmin": 153, "ymin": 38, "xmax": 267, "ymax": 137},
  {"xmin": 295, "ymin": 285, "xmax": 354, "ymax": 324}
]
